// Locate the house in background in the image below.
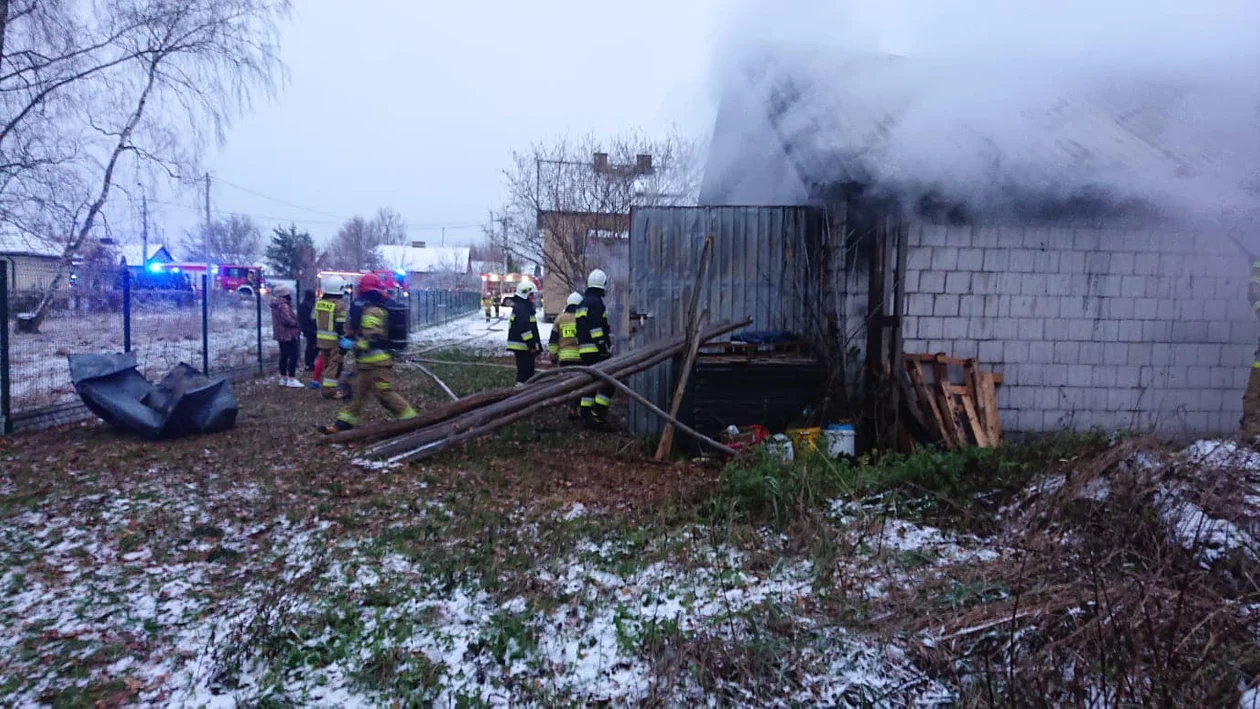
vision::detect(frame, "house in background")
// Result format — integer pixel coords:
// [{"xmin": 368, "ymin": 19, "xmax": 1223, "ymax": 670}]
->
[
  {"xmin": 538, "ymin": 210, "xmax": 629, "ymax": 330},
  {"xmin": 117, "ymin": 243, "xmax": 173, "ymax": 269},
  {"xmin": 377, "ymin": 243, "xmax": 474, "ymax": 291},
  {"xmin": 0, "ymin": 232, "xmax": 64, "ymax": 296},
  {"xmin": 625, "ymin": 49, "xmax": 1258, "ymax": 439}
]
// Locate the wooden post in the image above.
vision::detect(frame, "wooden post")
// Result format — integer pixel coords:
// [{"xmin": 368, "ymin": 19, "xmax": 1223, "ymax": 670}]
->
[{"xmin": 654, "ymin": 236, "xmax": 712, "ymax": 461}]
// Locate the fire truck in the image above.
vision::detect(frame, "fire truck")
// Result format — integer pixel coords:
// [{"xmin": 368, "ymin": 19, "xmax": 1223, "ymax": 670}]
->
[
  {"xmin": 480, "ymin": 272, "xmax": 541, "ymax": 308},
  {"xmin": 148, "ymin": 262, "xmax": 267, "ymax": 296},
  {"xmin": 316, "ymin": 270, "xmax": 409, "ymax": 298}
]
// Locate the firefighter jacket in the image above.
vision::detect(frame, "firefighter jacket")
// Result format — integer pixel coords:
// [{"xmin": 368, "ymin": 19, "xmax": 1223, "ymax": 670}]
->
[
  {"xmin": 313, "ymin": 296, "xmax": 347, "ymax": 349},
  {"xmin": 354, "ymin": 302, "xmax": 394, "ymax": 366},
  {"xmin": 576, "ymin": 288, "xmax": 611, "ymax": 357},
  {"xmin": 507, "ymin": 296, "xmax": 541, "ymax": 352},
  {"xmin": 548, "ymin": 305, "xmax": 581, "ymax": 363},
  {"xmin": 481, "ymin": 295, "xmax": 493, "ymax": 310}
]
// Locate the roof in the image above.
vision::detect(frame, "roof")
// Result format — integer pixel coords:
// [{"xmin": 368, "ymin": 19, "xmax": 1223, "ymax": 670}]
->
[
  {"xmin": 376, "ymin": 245, "xmax": 471, "ymax": 274},
  {"xmin": 0, "ymin": 232, "xmax": 62, "ymax": 259},
  {"xmin": 701, "ymin": 47, "xmax": 1260, "ymax": 223},
  {"xmin": 118, "ymin": 243, "xmax": 171, "ymax": 265}
]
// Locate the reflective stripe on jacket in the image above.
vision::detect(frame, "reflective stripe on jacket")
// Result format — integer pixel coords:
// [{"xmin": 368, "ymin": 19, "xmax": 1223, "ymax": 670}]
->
[
  {"xmin": 549, "ymin": 309, "xmax": 581, "ymax": 362},
  {"xmin": 355, "ymin": 304, "xmax": 393, "ymax": 365},
  {"xmin": 507, "ymin": 296, "xmax": 540, "ymax": 353},
  {"xmin": 314, "ymin": 299, "xmax": 341, "ymax": 342},
  {"xmin": 575, "ymin": 289, "xmax": 610, "ymax": 356}
]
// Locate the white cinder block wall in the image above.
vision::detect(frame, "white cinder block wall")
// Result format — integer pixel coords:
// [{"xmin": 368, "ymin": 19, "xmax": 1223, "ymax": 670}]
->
[{"xmin": 898, "ymin": 225, "xmax": 1254, "ymax": 435}]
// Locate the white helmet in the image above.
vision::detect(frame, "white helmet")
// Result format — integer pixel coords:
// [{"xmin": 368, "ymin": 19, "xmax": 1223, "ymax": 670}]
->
[
  {"xmin": 587, "ymin": 268, "xmax": 608, "ymax": 290},
  {"xmin": 566, "ymin": 291, "xmax": 583, "ymax": 307},
  {"xmin": 516, "ymin": 280, "xmax": 537, "ymax": 298},
  {"xmin": 320, "ymin": 274, "xmax": 345, "ymax": 295}
]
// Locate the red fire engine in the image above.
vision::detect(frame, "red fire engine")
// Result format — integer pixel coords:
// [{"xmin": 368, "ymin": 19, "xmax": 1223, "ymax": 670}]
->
[{"xmin": 149, "ymin": 262, "xmax": 267, "ymax": 295}]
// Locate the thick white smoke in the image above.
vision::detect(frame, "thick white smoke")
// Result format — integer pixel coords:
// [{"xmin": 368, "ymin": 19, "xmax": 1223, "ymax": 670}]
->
[{"xmin": 709, "ymin": 0, "xmax": 1260, "ymax": 225}]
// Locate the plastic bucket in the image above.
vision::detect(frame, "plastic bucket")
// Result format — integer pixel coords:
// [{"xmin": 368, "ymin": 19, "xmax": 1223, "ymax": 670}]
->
[
  {"xmin": 788, "ymin": 427, "xmax": 822, "ymax": 453},
  {"xmin": 824, "ymin": 424, "xmax": 856, "ymax": 458},
  {"xmin": 766, "ymin": 434, "xmax": 795, "ymax": 462}
]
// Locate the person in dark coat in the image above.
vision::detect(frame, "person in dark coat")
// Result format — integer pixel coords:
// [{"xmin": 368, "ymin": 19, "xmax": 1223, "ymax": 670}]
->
[{"xmin": 298, "ymin": 288, "xmax": 318, "ymax": 371}]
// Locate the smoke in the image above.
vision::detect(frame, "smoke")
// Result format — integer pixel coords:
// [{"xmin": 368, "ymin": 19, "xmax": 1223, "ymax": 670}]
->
[{"xmin": 708, "ymin": 0, "xmax": 1260, "ymax": 225}]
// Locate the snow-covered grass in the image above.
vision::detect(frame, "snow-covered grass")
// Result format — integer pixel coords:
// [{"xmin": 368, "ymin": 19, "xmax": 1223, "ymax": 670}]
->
[{"xmin": 411, "ymin": 310, "xmax": 551, "ymax": 357}]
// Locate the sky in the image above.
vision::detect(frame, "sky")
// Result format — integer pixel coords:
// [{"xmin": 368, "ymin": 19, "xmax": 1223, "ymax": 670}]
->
[{"xmin": 145, "ymin": 0, "xmax": 722, "ymax": 249}]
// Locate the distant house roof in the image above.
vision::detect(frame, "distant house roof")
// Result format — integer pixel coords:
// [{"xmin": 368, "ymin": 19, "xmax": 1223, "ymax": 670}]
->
[
  {"xmin": 700, "ymin": 47, "xmax": 1260, "ymax": 223},
  {"xmin": 376, "ymin": 245, "xmax": 471, "ymax": 274},
  {"xmin": 0, "ymin": 232, "xmax": 62, "ymax": 259},
  {"xmin": 118, "ymin": 243, "xmax": 172, "ymax": 266}
]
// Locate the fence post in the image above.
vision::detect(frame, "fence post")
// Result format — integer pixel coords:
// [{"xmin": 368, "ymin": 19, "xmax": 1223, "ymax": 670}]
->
[
  {"xmin": 255, "ymin": 284, "xmax": 263, "ymax": 374},
  {"xmin": 201, "ymin": 274, "xmax": 210, "ymax": 375},
  {"xmin": 1, "ymin": 263, "xmax": 10, "ymax": 435},
  {"xmin": 122, "ymin": 267, "xmax": 131, "ymax": 353}
]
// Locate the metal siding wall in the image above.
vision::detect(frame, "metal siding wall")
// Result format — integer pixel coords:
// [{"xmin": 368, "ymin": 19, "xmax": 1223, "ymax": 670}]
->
[{"xmin": 627, "ymin": 206, "xmax": 822, "ymax": 436}]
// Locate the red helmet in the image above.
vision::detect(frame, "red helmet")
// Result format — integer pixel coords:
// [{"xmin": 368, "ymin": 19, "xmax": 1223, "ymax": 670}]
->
[{"xmin": 358, "ymin": 271, "xmax": 395, "ymax": 296}]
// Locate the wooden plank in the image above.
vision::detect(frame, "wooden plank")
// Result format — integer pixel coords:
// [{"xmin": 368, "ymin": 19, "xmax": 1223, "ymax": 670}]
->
[
  {"xmin": 934, "ymin": 379, "xmax": 965, "ymax": 447},
  {"xmin": 654, "ymin": 236, "xmax": 713, "ymax": 461},
  {"xmin": 959, "ymin": 393, "xmax": 990, "ymax": 447},
  {"xmin": 979, "ymin": 372, "xmax": 1002, "ymax": 443},
  {"xmin": 906, "ymin": 358, "xmax": 951, "ymax": 448}
]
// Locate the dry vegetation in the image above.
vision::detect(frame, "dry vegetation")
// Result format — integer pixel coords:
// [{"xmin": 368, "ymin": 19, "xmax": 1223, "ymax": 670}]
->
[{"xmin": 1, "ymin": 353, "xmax": 1258, "ymax": 706}]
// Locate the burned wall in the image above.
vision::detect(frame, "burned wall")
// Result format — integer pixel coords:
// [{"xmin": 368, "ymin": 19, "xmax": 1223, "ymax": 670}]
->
[{"xmin": 897, "ymin": 225, "xmax": 1253, "ymax": 434}]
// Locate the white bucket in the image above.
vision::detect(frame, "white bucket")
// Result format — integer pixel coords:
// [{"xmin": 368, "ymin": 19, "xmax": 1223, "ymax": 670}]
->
[
  {"xmin": 766, "ymin": 434, "xmax": 795, "ymax": 462},
  {"xmin": 824, "ymin": 424, "xmax": 856, "ymax": 458}
]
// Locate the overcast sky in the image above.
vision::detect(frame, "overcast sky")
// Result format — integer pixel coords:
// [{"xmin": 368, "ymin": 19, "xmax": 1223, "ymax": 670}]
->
[{"xmin": 146, "ymin": 0, "xmax": 722, "ymax": 248}]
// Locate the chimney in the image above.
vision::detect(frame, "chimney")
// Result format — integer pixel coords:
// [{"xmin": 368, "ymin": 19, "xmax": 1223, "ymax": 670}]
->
[
  {"xmin": 635, "ymin": 154, "xmax": 653, "ymax": 174},
  {"xmin": 593, "ymin": 152, "xmax": 609, "ymax": 173},
  {"xmin": 411, "ymin": 240, "xmax": 426, "ymax": 248}
]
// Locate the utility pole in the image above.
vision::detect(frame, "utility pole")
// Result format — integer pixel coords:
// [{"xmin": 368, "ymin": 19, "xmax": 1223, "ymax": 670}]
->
[
  {"xmin": 203, "ymin": 173, "xmax": 212, "ymax": 227},
  {"xmin": 441, "ymin": 226, "xmax": 445, "ymax": 247},
  {"xmin": 140, "ymin": 191, "xmax": 149, "ymax": 267}
]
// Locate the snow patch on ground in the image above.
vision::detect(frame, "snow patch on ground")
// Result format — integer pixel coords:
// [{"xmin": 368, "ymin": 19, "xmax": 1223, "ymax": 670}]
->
[{"xmin": 1184, "ymin": 440, "xmax": 1260, "ymax": 471}]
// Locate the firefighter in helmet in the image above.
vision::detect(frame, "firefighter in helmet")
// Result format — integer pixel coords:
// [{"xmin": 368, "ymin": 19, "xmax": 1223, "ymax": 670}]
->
[
  {"xmin": 312, "ymin": 274, "xmax": 349, "ymax": 399},
  {"xmin": 548, "ymin": 291, "xmax": 584, "ymax": 418},
  {"xmin": 576, "ymin": 268, "xmax": 613, "ymax": 428},
  {"xmin": 319, "ymin": 271, "xmax": 416, "ymax": 434},
  {"xmin": 506, "ymin": 280, "xmax": 542, "ymax": 386},
  {"xmin": 482, "ymin": 291, "xmax": 493, "ymax": 322}
]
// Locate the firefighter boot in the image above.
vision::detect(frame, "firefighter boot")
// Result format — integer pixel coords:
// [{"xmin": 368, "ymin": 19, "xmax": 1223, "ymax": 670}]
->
[{"xmin": 317, "ymin": 420, "xmax": 353, "ymax": 435}]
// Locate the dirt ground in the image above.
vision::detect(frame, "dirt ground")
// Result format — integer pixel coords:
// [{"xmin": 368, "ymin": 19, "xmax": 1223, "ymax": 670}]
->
[{"xmin": 4, "ymin": 357, "xmax": 1258, "ymax": 706}]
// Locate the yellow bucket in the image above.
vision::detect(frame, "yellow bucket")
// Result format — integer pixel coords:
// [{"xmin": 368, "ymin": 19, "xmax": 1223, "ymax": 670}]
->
[{"xmin": 787, "ymin": 427, "xmax": 822, "ymax": 453}]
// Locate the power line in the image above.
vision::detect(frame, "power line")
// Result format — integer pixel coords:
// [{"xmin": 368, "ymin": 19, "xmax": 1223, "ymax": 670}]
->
[
  {"xmin": 147, "ymin": 198, "xmax": 491, "ymax": 234},
  {"xmin": 213, "ymin": 177, "xmax": 345, "ymax": 220}
]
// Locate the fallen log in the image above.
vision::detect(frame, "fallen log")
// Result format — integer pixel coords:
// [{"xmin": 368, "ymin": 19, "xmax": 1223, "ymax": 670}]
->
[
  {"xmin": 372, "ymin": 364, "xmax": 736, "ymax": 465},
  {"xmin": 317, "ymin": 386, "xmax": 517, "ymax": 445},
  {"xmin": 362, "ymin": 319, "xmax": 751, "ymax": 461}
]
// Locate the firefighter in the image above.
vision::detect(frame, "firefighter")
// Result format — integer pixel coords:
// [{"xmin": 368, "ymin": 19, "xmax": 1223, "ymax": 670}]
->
[
  {"xmin": 493, "ymin": 292, "xmax": 501, "ymax": 319},
  {"xmin": 312, "ymin": 274, "xmax": 349, "ymax": 399},
  {"xmin": 506, "ymin": 280, "xmax": 541, "ymax": 386},
  {"xmin": 576, "ymin": 268, "xmax": 614, "ymax": 429},
  {"xmin": 548, "ymin": 291, "xmax": 585, "ymax": 418},
  {"xmin": 1243, "ymin": 260, "xmax": 1260, "ymax": 439},
  {"xmin": 482, "ymin": 292, "xmax": 493, "ymax": 322},
  {"xmin": 319, "ymin": 271, "xmax": 416, "ymax": 434}
]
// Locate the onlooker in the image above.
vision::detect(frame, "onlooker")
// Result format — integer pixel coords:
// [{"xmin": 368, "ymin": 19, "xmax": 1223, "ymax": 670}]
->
[
  {"xmin": 270, "ymin": 285, "xmax": 303, "ymax": 387},
  {"xmin": 298, "ymin": 288, "xmax": 318, "ymax": 373}
]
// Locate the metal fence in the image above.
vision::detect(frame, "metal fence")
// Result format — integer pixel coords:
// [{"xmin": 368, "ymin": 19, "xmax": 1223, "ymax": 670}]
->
[
  {"xmin": 409, "ymin": 289, "xmax": 481, "ymax": 330},
  {"xmin": 1, "ymin": 261, "xmax": 479, "ymax": 433}
]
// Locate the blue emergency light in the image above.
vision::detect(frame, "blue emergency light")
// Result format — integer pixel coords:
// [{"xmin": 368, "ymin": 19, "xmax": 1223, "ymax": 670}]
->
[{"xmin": 147, "ymin": 262, "xmax": 162, "ymax": 273}]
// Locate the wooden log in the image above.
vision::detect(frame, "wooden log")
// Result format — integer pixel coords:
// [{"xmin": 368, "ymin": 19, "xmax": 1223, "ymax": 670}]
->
[
  {"xmin": 364, "ymin": 319, "xmax": 751, "ymax": 459},
  {"xmin": 377, "ymin": 364, "xmax": 738, "ymax": 465},
  {"xmin": 654, "ymin": 236, "xmax": 712, "ymax": 461},
  {"xmin": 318, "ymin": 386, "xmax": 518, "ymax": 445}
]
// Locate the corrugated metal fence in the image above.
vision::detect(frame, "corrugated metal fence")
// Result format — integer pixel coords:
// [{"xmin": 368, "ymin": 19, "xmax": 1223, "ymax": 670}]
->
[{"xmin": 626, "ymin": 206, "xmax": 825, "ymax": 435}]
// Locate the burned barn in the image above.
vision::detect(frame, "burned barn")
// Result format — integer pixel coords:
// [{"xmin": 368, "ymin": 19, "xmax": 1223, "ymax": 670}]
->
[{"xmin": 624, "ymin": 52, "xmax": 1257, "ymax": 443}]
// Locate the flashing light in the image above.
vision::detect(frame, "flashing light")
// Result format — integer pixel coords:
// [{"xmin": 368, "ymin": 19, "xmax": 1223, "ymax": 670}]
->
[
  {"xmin": 488, "ymin": 274, "xmax": 500, "ymax": 282},
  {"xmin": 147, "ymin": 262, "xmax": 162, "ymax": 273},
  {"xmin": 210, "ymin": 265, "xmax": 220, "ymax": 275},
  {"xmin": 394, "ymin": 269, "xmax": 407, "ymax": 278},
  {"xmin": 171, "ymin": 267, "xmax": 181, "ymax": 274}
]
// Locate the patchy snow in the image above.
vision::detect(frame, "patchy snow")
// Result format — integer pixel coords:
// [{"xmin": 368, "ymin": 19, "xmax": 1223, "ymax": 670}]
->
[
  {"xmin": 411, "ymin": 310, "xmax": 551, "ymax": 357},
  {"xmin": 563, "ymin": 502, "xmax": 588, "ymax": 521},
  {"xmin": 1242, "ymin": 685, "xmax": 1260, "ymax": 709},
  {"xmin": 1183, "ymin": 440, "xmax": 1260, "ymax": 471}
]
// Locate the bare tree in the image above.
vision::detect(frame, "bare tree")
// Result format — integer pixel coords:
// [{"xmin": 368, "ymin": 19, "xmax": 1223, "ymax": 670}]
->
[
  {"xmin": 0, "ymin": 0, "xmax": 289, "ymax": 327},
  {"xmin": 488, "ymin": 129, "xmax": 702, "ymax": 293},
  {"xmin": 326, "ymin": 215, "xmax": 381, "ymax": 271},
  {"xmin": 182, "ymin": 214, "xmax": 262, "ymax": 264},
  {"xmin": 369, "ymin": 207, "xmax": 407, "ymax": 246}
]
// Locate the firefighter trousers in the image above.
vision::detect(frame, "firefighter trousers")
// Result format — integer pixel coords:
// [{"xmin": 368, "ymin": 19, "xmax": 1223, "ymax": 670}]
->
[
  {"xmin": 1242, "ymin": 366, "xmax": 1260, "ymax": 440},
  {"xmin": 318, "ymin": 347, "xmax": 344, "ymax": 398},
  {"xmin": 336, "ymin": 362, "xmax": 416, "ymax": 426},
  {"xmin": 514, "ymin": 350, "xmax": 536, "ymax": 385},
  {"xmin": 580, "ymin": 352, "xmax": 613, "ymax": 422}
]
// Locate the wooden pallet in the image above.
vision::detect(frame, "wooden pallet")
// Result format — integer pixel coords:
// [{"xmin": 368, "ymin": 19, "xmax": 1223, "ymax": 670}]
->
[{"xmin": 903, "ymin": 353, "xmax": 1003, "ymax": 448}]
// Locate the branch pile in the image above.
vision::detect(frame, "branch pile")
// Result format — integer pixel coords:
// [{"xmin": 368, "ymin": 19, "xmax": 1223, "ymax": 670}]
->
[{"xmin": 324, "ymin": 318, "xmax": 751, "ymax": 466}]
